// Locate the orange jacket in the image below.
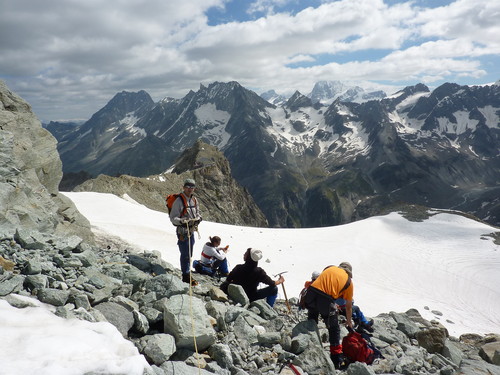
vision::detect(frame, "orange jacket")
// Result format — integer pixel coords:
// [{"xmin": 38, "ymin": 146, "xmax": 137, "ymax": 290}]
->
[{"xmin": 311, "ymin": 266, "xmax": 353, "ymax": 301}]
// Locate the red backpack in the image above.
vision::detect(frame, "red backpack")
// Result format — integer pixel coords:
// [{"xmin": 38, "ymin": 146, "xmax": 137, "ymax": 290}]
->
[{"xmin": 342, "ymin": 331, "xmax": 376, "ymax": 364}]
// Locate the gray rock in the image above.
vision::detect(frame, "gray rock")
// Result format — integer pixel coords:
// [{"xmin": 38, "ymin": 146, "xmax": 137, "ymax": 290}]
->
[
  {"xmin": 133, "ymin": 309, "xmax": 150, "ymax": 334},
  {"xmin": 25, "ymin": 274, "xmax": 49, "ymax": 290},
  {"xmin": 82, "ymin": 268, "xmax": 122, "ymax": 304},
  {"xmin": 73, "ymin": 250, "xmax": 98, "ymax": 267},
  {"xmin": 208, "ymin": 286, "xmax": 228, "ymax": 302},
  {"xmin": 258, "ymin": 331, "xmax": 281, "ymax": 345},
  {"xmin": 139, "ymin": 306, "xmax": 163, "ymax": 325},
  {"xmin": 14, "ymin": 229, "xmax": 49, "ymax": 250},
  {"xmin": 208, "ymin": 343, "xmax": 234, "ymax": 369},
  {"xmin": 250, "ymin": 299, "xmax": 279, "ymax": 319},
  {"xmin": 290, "ymin": 333, "xmax": 311, "ymax": 354},
  {"xmin": 294, "ymin": 345, "xmax": 336, "ymax": 375},
  {"xmin": 479, "ymin": 341, "xmax": 500, "ymax": 365},
  {"xmin": 139, "ymin": 333, "xmax": 176, "ymax": 366},
  {"xmin": 346, "ymin": 361, "xmax": 376, "ymax": 375},
  {"xmin": 205, "ymin": 300, "xmax": 228, "ymax": 331},
  {"xmin": 103, "ymin": 263, "xmax": 150, "ymax": 293},
  {"xmin": 110, "ymin": 295, "xmax": 139, "ymax": 312},
  {"xmin": 159, "ymin": 361, "xmax": 213, "ymax": 375},
  {"xmin": 94, "ymin": 301, "xmax": 134, "ymax": 337},
  {"xmin": 390, "ymin": 311, "xmax": 421, "ymax": 338},
  {"xmin": 50, "ymin": 235, "xmax": 83, "ymax": 252},
  {"xmin": 233, "ymin": 314, "xmax": 258, "ymax": 347},
  {"xmin": 291, "ymin": 319, "xmax": 322, "ymax": 346},
  {"xmin": 37, "ymin": 288, "xmax": 70, "ymax": 306},
  {"xmin": 163, "ymin": 294, "xmax": 216, "ymax": 351},
  {"xmin": 224, "ymin": 305, "xmax": 250, "ymax": 324},
  {"xmin": 3, "ymin": 293, "xmax": 39, "ymax": 308},
  {"xmin": 442, "ymin": 338, "xmax": 463, "ymax": 366},
  {"xmin": 71, "ymin": 293, "xmax": 91, "ymax": 310},
  {"xmin": 416, "ymin": 326, "xmax": 447, "ymax": 354},
  {"xmin": 23, "ymin": 258, "xmax": 43, "ymax": 275},
  {"xmin": 227, "ymin": 284, "xmax": 249, "ymax": 306},
  {"xmin": 455, "ymin": 358, "xmax": 500, "ymax": 375},
  {"xmin": 144, "ymin": 274, "xmax": 188, "ymax": 298}
]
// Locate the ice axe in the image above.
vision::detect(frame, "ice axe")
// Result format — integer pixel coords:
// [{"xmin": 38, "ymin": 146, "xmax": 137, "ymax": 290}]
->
[{"xmin": 275, "ymin": 271, "xmax": 291, "ymax": 313}]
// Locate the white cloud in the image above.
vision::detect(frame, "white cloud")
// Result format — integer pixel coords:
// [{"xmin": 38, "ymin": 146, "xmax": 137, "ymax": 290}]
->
[{"xmin": 0, "ymin": 0, "xmax": 498, "ymax": 120}]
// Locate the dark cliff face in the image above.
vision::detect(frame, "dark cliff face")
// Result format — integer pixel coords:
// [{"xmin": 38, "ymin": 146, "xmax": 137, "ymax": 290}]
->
[{"xmin": 0, "ymin": 80, "xmax": 94, "ymax": 242}]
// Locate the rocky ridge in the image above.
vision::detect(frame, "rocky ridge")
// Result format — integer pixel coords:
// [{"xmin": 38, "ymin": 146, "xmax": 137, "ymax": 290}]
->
[
  {"xmin": 1, "ymin": 229, "xmax": 499, "ymax": 375},
  {"xmin": 72, "ymin": 140, "xmax": 268, "ymax": 227}
]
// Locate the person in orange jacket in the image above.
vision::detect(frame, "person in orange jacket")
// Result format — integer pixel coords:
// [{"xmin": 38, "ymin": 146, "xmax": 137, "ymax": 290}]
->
[{"xmin": 303, "ymin": 262, "xmax": 353, "ymax": 369}]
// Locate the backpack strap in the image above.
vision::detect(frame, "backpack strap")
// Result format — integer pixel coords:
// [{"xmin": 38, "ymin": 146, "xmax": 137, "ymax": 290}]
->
[
  {"xmin": 339, "ymin": 275, "xmax": 351, "ymax": 294},
  {"xmin": 178, "ymin": 194, "xmax": 188, "ymax": 216}
]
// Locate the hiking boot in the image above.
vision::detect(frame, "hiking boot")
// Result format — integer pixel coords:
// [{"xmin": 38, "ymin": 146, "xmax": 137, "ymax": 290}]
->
[
  {"xmin": 182, "ymin": 274, "xmax": 198, "ymax": 286},
  {"xmin": 330, "ymin": 353, "xmax": 347, "ymax": 370},
  {"xmin": 330, "ymin": 354, "xmax": 343, "ymax": 370}
]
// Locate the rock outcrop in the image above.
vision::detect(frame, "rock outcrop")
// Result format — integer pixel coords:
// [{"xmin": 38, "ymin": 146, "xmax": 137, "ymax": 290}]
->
[
  {"xmin": 73, "ymin": 140, "xmax": 268, "ymax": 227},
  {"xmin": 1, "ymin": 231, "xmax": 500, "ymax": 375},
  {"xmin": 0, "ymin": 80, "xmax": 94, "ymax": 243}
]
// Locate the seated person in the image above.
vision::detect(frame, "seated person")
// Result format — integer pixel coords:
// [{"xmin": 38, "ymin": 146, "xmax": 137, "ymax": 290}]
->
[
  {"xmin": 193, "ymin": 236, "xmax": 229, "ymax": 277},
  {"xmin": 336, "ymin": 298, "xmax": 374, "ymax": 332},
  {"xmin": 220, "ymin": 248, "xmax": 284, "ymax": 307}
]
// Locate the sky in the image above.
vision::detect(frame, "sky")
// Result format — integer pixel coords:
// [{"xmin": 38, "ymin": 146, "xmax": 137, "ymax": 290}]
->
[
  {"xmin": 1, "ymin": 190, "xmax": 499, "ymax": 374},
  {"xmin": 1, "ymin": 0, "xmax": 499, "ymax": 122}
]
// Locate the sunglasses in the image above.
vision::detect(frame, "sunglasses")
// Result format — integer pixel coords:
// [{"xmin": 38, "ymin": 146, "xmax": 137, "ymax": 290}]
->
[{"xmin": 184, "ymin": 185, "xmax": 195, "ymax": 188}]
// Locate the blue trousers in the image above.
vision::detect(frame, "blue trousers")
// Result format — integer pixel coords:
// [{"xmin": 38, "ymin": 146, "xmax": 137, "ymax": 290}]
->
[
  {"xmin": 178, "ymin": 234, "xmax": 195, "ymax": 276},
  {"xmin": 193, "ymin": 258, "xmax": 229, "ymax": 276}
]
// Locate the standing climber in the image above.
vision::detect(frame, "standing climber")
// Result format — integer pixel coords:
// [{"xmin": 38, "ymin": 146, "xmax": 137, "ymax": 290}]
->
[
  {"xmin": 169, "ymin": 178, "xmax": 202, "ymax": 286},
  {"xmin": 304, "ymin": 262, "xmax": 354, "ymax": 369}
]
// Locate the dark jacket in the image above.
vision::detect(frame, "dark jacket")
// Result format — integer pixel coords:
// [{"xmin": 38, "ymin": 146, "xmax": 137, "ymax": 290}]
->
[{"xmin": 221, "ymin": 261, "xmax": 274, "ymax": 301}]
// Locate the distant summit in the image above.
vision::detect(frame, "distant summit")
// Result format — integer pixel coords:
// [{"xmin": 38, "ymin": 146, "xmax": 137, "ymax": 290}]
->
[
  {"xmin": 260, "ymin": 89, "xmax": 287, "ymax": 106},
  {"xmin": 309, "ymin": 80, "xmax": 386, "ymax": 104}
]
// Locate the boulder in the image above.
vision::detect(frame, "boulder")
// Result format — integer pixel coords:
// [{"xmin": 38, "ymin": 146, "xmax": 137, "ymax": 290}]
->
[
  {"xmin": 163, "ymin": 294, "xmax": 216, "ymax": 351},
  {"xmin": 94, "ymin": 301, "xmax": 134, "ymax": 337},
  {"xmin": 479, "ymin": 341, "xmax": 500, "ymax": 365}
]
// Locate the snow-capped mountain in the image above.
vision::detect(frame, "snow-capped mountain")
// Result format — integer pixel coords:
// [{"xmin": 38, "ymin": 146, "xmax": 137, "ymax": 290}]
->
[
  {"xmin": 260, "ymin": 89, "xmax": 288, "ymax": 106},
  {"xmin": 309, "ymin": 80, "xmax": 387, "ymax": 104},
  {"xmin": 52, "ymin": 81, "xmax": 500, "ymax": 228}
]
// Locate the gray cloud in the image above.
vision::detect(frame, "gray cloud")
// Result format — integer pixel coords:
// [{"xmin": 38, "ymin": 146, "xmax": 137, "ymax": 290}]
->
[{"xmin": 0, "ymin": 0, "xmax": 498, "ymax": 121}]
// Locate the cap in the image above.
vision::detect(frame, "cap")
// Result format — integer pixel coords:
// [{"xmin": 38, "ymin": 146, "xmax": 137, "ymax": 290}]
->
[
  {"xmin": 250, "ymin": 248, "xmax": 263, "ymax": 262},
  {"xmin": 184, "ymin": 178, "xmax": 196, "ymax": 187},
  {"xmin": 338, "ymin": 262, "xmax": 352, "ymax": 278}
]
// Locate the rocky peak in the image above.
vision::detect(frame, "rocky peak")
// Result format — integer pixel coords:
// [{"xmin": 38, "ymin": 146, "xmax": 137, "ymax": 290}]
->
[
  {"xmin": 284, "ymin": 91, "xmax": 312, "ymax": 111},
  {"xmin": 82, "ymin": 90, "xmax": 154, "ymax": 133},
  {"xmin": 74, "ymin": 140, "xmax": 268, "ymax": 227}
]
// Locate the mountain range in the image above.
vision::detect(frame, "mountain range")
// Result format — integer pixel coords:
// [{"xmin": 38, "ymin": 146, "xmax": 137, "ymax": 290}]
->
[{"xmin": 48, "ymin": 80, "xmax": 500, "ymax": 228}]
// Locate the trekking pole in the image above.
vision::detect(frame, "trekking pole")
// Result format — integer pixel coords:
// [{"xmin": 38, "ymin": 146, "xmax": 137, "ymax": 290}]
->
[{"xmin": 275, "ymin": 271, "xmax": 291, "ymax": 314}]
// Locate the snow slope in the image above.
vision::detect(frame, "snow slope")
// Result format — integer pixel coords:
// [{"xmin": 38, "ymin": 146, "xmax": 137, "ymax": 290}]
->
[{"xmin": 65, "ymin": 192, "xmax": 500, "ymax": 337}]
